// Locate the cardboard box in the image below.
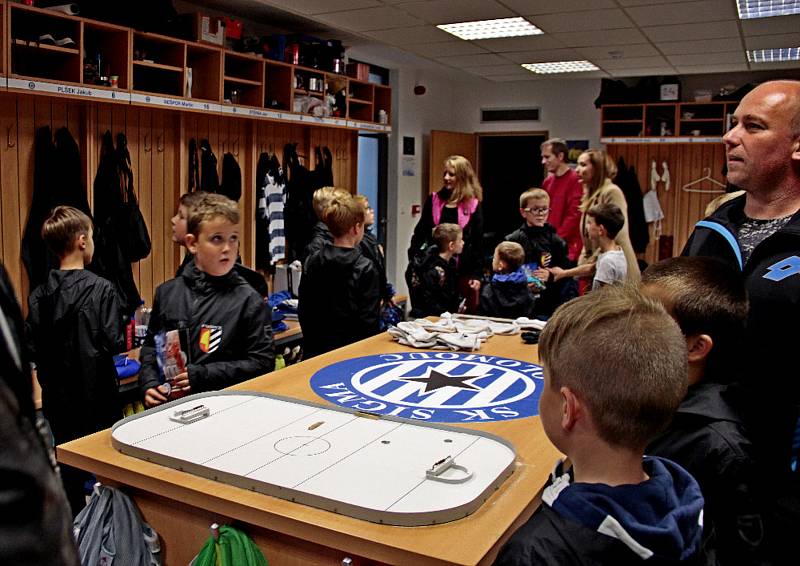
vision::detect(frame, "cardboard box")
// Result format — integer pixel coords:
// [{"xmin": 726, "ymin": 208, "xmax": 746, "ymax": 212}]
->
[
  {"xmin": 346, "ymin": 63, "xmax": 369, "ymax": 81},
  {"xmin": 194, "ymin": 14, "xmax": 225, "ymax": 46}
]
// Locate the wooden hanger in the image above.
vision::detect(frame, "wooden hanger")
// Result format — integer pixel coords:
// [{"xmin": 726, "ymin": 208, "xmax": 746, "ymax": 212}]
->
[{"xmin": 682, "ymin": 167, "xmax": 725, "ymax": 194}]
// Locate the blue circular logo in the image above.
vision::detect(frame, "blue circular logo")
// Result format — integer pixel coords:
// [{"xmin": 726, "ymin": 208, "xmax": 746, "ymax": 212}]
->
[{"xmin": 310, "ymin": 352, "xmax": 542, "ymax": 423}]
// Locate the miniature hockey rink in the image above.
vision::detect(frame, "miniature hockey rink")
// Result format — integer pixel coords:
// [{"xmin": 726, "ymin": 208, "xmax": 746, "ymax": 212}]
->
[{"xmin": 111, "ymin": 391, "xmax": 517, "ymax": 526}]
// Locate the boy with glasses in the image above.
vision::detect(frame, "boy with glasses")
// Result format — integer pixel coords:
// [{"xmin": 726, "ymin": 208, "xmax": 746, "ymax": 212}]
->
[{"xmin": 506, "ymin": 189, "xmax": 574, "ymax": 317}]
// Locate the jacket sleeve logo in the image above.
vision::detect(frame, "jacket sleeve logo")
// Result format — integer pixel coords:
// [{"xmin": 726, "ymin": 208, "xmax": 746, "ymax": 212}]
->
[
  {"xmin": 763, "ymin": 256, "xmax": 800, "ymax": 282},
  {"xmin": 199, "ymin": 325, "xmax": 222, "ymax": 353}
]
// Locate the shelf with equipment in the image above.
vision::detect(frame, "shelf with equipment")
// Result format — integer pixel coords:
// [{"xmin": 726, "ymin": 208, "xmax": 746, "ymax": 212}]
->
[
  {"xmin": 82, "ymin": 20, "xmax": 130, "ymax": 92},
  {"xmin": 2, "ymin": 3, "xmax": 391, "ymax": 129},
  {"xmin": 8, "ymin": 2, "xmax": 82, "ymax": 83}
]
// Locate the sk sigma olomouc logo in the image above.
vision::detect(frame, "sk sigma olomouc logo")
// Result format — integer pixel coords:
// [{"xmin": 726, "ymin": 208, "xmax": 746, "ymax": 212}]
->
[{"xmin": 310, "ymin": 352, "xmax": 543, "ymax": 423}]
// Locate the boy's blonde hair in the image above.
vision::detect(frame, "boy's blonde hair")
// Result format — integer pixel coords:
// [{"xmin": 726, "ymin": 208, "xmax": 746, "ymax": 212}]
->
[
  {"xmin": 42, "ymin": 205, "xmax": 92, "ymax": 257},
  {"xmin": 313, "ymin": 186, "xmax": 350, "ymax": 218},
  {"xmin": 179, "ymin": 190, "xmax": 208, "ymax": 209},
  {"xmin": 519, "ymin": 188, "xmax": 549, "ymax": 209},
  {"xmin": 187, "ymin": 193, "xmax": 240, "ymax": 237},
  {"xmin": 323, "ymin": 194, "xmax": 365, "ymax": 237},
  {"xmin": 495, "ymin": 241, "xmax": 525, "ymax": 272},
  {"xmin": 432, "ymin": 223, "xmax": 462, "ymax": 250},
  {"xmin": 538, "ymin": 284, "xmax": 687, "ymax": 451}
]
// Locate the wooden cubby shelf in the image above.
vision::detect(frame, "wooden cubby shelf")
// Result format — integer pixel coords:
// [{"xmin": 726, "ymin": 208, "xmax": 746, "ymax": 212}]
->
[{"xmin": 2, "ymin": 1, "xmax": 391, "ymax": 130}]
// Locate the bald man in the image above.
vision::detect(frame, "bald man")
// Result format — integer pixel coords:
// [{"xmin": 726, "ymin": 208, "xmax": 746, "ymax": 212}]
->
[{"xmin": 683, "ymin": 80, "xmax": 800, "ymax": 547}]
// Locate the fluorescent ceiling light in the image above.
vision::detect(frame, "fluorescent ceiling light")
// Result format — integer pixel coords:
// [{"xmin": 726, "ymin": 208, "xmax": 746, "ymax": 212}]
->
[
  {"xmin": 437, "ymin": 17, "xmax": 542, "ymax": 41},
  {"xmin": 747, "ymin": 47, "xmax": 800, "ymax": 62},
  {"xmin": 522, "ymin": 61, "xmax": 599, "ymax": 74},
  {"xmin": 737, "ymin": 0, "xmax": 800, "ymax": 19}
]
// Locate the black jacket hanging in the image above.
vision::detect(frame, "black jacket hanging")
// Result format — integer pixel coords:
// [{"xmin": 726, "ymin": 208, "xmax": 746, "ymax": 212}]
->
[
  {"xmin": 22, "ymin": 126, "xmax": 92, "ymax": 291},
  {"xmin": 616, "ymin": 157, "xmax": 650, "ymax": 254},
  {"xmin": 200, "ymin": 139, "xmax": 220, "ymax": 193},
  {"xmin": 88, "ymin": 131, "xmax": 143, "ymax": 315},
  {"xmin": 314, "ymin": 146, "xmax": 334, "ymax": 187},
  {"xmin": 283, "ymin": 143, "xmax": 318, "ymax": 262},
  {"xmin": 116, "ymin": 133, "xmax": 151, "ymax": 262},
  {"xmin": 220, "ymin": 152, "xmax": 242, "ymax": 202},
  {"xmin": 188, "ymin": 138, "xmax": 200, "ymax": 192}
]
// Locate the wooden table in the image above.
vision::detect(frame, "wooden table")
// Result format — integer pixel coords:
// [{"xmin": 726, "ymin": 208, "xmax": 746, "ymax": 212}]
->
[{"xmin": 60, "ymin": 332, "xmax": 560, "ymax": 566}]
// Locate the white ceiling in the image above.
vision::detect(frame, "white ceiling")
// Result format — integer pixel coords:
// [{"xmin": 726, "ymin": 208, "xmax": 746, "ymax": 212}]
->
[{"xmin": 191, "ymin": 0, "xmax": 800, "ymax": 81}]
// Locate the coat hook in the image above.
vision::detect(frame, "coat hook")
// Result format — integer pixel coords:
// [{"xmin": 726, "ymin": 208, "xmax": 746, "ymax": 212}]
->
[
  {"xmin": 144, "ymin": 133, "xmax": 151, "ymax": 152},
  {"xmin": 210, "ymin": 523, "xmax": 220, "ymax": 542},
  {"xmin": 7, "ymin": 125, "xmax": 16, "ymax": 148},
  {"xmin": 156, "ymin": 134, "xmax": 164, "ymax": 153},
  {"xmin": 233, "ymin": 138, "xmax": 239, "ymax": 157}
]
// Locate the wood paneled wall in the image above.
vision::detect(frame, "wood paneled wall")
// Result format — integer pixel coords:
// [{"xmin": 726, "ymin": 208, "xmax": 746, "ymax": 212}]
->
[
  {"xmin": 0, "ymin": 92, "xmax": 358, "ymax": 313},
  {"xmin": 607, "ymin": 143, "xmax": 727, "ymax": 265}
]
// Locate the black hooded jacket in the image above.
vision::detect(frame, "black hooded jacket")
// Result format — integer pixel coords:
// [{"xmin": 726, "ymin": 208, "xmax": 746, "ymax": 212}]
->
[
  {"xmin": 1, "ymin": 263, "xmax": 80, "ymax": 566},
  {"xmin": 26, "ymin": 269, "xmax": 124, "ymax": 444},
  {"xmin": 360, "ymin": 230, "xmax": 391, "ymax": 301},
  {"xmin": 479, "ymin": 269, "xmax": 536, "ymax": 319},
  {"xmin": 505, "ymin": 222, "xmax": 572, "ymax": 316},
  {"xmin": 406, "ymin": 245, "xmax": 460, "ymax": 318},
  {"xmin": 682, "ymin": 194, "xmax": 800, "ymax": 477},
  {"xmin": 139, "ymin": 262, "xmax": 275, "ymax": 396},
  {"xmin": 301, "ymin": 221, "xmax": 333, "ymax": 263},
  {"xmin": 648, "ymin": 381, "xmax": 769, "ymax": 565},
  {"xmin": 299, "ymin": 244, "xmax": 380, "ymax": 358}
]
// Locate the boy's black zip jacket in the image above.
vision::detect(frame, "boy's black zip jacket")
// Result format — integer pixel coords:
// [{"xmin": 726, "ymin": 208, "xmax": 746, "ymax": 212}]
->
[{"xmin": 139, "ymin": 262, "xmax": 274, "ymax": 397}]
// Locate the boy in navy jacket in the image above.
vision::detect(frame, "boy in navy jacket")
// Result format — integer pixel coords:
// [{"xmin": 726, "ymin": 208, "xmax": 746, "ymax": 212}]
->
[
  {"xmin": 495, "ymin": 285, "xmax": 704, "ymax": 565},
  {"xmin": 478, "ymin": 241, "xmax": 535, "ymax": 319}
]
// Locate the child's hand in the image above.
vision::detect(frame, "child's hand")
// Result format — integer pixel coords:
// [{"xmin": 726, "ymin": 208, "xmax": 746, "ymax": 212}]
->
[
  {"xmin": 144, "ymin": 386, "xmax": 168, "ymax": 408},
  {"xmin": 468, "ymin": 279, "xmax": 481, "ymax": 291},
  {"xmin": 172, "ymin": 372, "xmax": 191, "ymax": 392}
]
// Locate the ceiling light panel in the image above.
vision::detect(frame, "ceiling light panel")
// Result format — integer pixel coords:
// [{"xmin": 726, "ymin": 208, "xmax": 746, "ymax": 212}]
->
[
  {"xmin": 737, "ymin": 0, "xmax": 800, "ymax": 19},
  {"xmin": 747, "ymin": 47, "xmax": 800, "ymax": 61},
  {"xmin": 522, "ymin": 60, "xmax": 599, "ymax": 74},
  {"xmin": 438, "ymin": 17, "xmax": 543, "ymax": 41}
]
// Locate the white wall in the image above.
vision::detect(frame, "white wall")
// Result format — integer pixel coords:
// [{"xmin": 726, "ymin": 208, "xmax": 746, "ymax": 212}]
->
[{"xmin": 386, "ymin": 74, "xmax": 603, "ymax": 296}]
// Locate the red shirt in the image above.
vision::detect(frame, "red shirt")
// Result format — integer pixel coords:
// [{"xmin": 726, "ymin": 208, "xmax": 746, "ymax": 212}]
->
[{"xmin": 543, "ymin": 168, "xmax": 583, "ymax": 261}]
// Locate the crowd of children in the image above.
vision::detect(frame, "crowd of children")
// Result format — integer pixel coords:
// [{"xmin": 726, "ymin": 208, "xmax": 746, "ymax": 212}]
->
[{"xmin": 3, "ymin": 141, "xmax": 787, "ymax": 564}]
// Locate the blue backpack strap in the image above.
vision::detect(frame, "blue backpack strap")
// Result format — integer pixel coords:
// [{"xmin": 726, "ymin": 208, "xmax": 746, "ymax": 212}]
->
[{"xmin": 695, "ymin": 220, "xmax": 743, "ymax": 270}]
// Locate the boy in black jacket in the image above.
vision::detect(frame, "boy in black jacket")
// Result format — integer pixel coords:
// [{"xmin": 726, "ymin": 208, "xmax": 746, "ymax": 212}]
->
[
  {"xmin": 406, "ymin": 223, "xmax": 463, "ymax": 318},
  {"xmin": 642, "ymin": 257, "xmax": 768, "ymax": 565},
  {"xmin": 299, "ymin": 192, "xmax": 380, "ymax": 358},
  {"xmin": 478, "ymin": 241, "xmax": 535, "ymax": 319},
  {"xmin": 495, "ymin": 285, "xmax": 704, "ymax": 565},
  {"xmin": 26, "ymin": 206, "xmax": 125, "ymax": 515},
  {"xmin": 302, "ymin": 186, "xmax": 349, "ymax": 262},
  {"xmin": 140, "ymin": 194, "xmax": 275, "ymax": 407},
  {"xmin": 505, "ymin": 188, "xmax": 573, "ymax": 317}
]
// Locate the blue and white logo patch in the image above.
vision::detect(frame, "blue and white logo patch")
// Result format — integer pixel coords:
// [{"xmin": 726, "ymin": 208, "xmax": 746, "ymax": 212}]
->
[{"xmin": 310, "ymin": 352, "xmax": 543, "ymax": 423}]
